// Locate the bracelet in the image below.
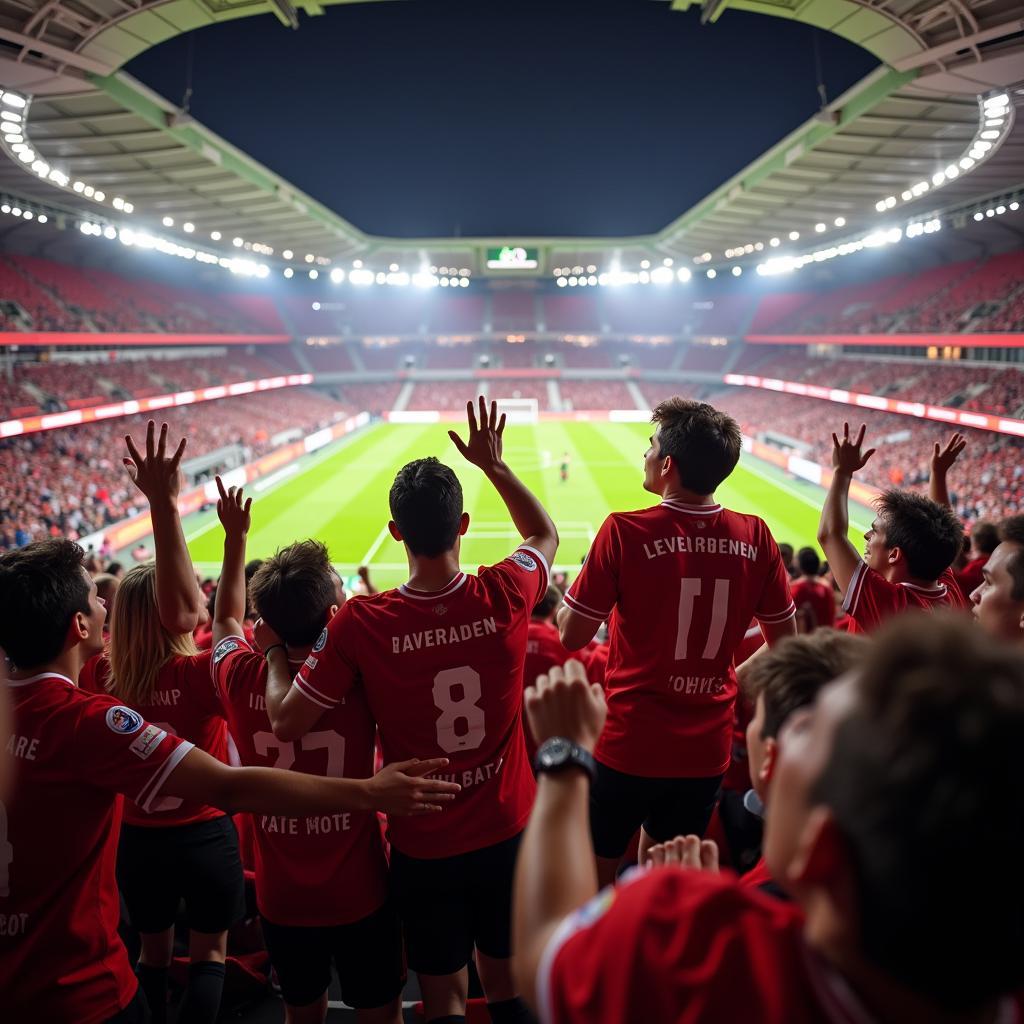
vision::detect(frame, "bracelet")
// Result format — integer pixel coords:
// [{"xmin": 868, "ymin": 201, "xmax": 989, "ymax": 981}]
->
[{"xmin": 263, "ymin": 643, "xmax": 286, "ymax": 658}]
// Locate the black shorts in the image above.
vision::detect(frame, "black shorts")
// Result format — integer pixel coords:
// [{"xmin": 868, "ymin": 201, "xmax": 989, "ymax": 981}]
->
[
  {"xmin": 117, "ymin": 815, "xmax": 246, "ymax": 934},
  {"xmin": 261, "ymin": 901, "xmax": 405, "ymax": 1009},
  {"xmin": 589, "ymin": 761, "xmax": 723, "ymax": 859},
  {"xmin": 390, "ymin": 832, "xmax": 521, "ymax": 976}
]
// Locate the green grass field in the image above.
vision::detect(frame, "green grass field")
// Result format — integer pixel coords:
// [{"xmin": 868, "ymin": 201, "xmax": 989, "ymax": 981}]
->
[{"xmin": 185, "ymin": 421, "xmax": 872, "ymax": 589}]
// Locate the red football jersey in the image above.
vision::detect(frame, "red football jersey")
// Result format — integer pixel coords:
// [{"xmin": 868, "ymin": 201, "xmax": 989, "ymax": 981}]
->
[
  {"xmin": 584, "ymin": 642, "xmax": 610, "ymax": 686},
  {"xmin": 293, "ymin": 546, "xmax": 547, "ymax": 858},
  {"xmin": 211, "ymin": 634, "xmax": 388, "ymax": 927},
  {"xmin": 790, "ymin": 577, "xmax": 836, "ymax": 631},
  {"xmin": 524, "ymin": 619, "xmax": 572, "ymax": 761},
  {"xmin": 538, "ymin": 869, "xmax": 1024, "ymax": 1024},
  {"xmin": 956, "ymin": 555, "xmax": 988, "ymax": 601},
  {"xmin": 565, "ymin": 501, "xmax": 795, "ymax": 777},
  {"xmin": 81, "ymin": 651, "xmax": 228, "ymax": 828},
  {"xmin": 843, "ymin": 562, "xmax": 968, "ymax": 634},
  {"xmin": 2, "ymin": 673, "xmax": 191, "ymax": 1024}
]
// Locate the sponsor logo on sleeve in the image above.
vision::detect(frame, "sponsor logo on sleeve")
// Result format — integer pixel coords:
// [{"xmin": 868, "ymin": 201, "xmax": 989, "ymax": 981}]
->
[
  {"xmin": 105, "ymin": 705, "xmax": 144, "ymax": 735},
  {"xmin": 312, "ymin": 627, "xmax": 328, "ymax": 653},
  {"xmin": 568, "ymin": 887, "xmax": 616, "ymax": 931},
  {"xmin": 510, "ymin": 551, "xmax": 537, "ymax": 572},
  {"xmin": 213, "ymin": 639, "xmax": 240, "ymax": 664},
  {"xmin": 129, "ymin": 724, "xmax": 168, "ymax": 760},
  {"xmin": 304, "ymin": 656, "xmax": 318, "ymax": 671}
]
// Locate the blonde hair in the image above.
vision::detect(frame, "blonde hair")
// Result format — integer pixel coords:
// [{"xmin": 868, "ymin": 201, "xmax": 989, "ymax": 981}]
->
[{"xmin": 107, "ymin": 563, "xmax": 198, "ymax": 704}]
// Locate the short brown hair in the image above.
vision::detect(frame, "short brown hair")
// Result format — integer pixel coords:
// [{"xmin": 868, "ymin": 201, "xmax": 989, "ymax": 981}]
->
[
  {"xmin": 875, "ymin": 489, "xmax": 963, "ymax": 580},
  {"xmin": 743, "ymin": 629, "xmax": 869, "ymax": 738},
  {"xmin": 248, "ymin": 540, "xmax": 336, "ymax": 646},
  {"xmin": 814, "ymin": 613, "xmax": 1024, "ymax": 1007},
  {"xmin": 999, "ymin": 515, "xmax": 1024, "ymax": 601},
  {"xmin": 651, "ymin": 398, "xmax": 741, "ymax": 494},
  {"xmin": 970, "ymin": 520, "xmax": 1000, "ymax": 556},
  {"xmin": 532, "ymin": 585, "xmax": 563, "ymax": 619}
]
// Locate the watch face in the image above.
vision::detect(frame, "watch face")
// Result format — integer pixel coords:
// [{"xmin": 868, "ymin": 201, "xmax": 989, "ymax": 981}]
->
[{"xmin": 539, "ymin": 737, "xmax": 572, "ymax": 768}]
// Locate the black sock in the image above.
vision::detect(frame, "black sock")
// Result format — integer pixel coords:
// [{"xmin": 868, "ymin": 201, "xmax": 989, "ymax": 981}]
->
[
  {"xmin": 488, "ymin": 997, "xmax": 536, "ymax": 1023},
  {"xmin": 176, "ymin": 961, "xmax": 226, "ymax": 1024},
  {"xmin": 426, "ymin": 1017, "xmax": 467, "ymax": 1024},
  {"xmin": 136, "ymin": 963, "xmax": 168, "ymax": 1024}
]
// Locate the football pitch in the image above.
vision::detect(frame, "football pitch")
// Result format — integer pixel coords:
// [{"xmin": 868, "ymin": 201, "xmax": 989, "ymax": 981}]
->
[{"xmin": 185, "ymin": 421, "xmax": 873, "ymax": 590}]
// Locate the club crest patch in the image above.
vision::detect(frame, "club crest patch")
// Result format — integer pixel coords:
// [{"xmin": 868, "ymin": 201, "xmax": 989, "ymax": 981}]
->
[
  {"xmin": 106, "ymin": 705, "xmax": 143, "ymax": 735},
  {"xmin": 213, "ymin": 639, "xmax": 240, "ymax": 664},
  {"xmin": 510, "ymin": 551, "xmax": 537, "ymax": 572},
  {"xmin": 313, "ymin": 628, "xmax": 328, "ymax": 653}
]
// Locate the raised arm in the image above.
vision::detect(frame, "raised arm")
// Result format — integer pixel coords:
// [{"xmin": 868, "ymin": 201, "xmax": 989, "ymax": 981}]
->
[
  {"xmin": 817, "ymin": 422, "xmax": 876, "ymax": 599},
  {"xmin": 449, "ymin": 397, "xmax": 559, "ymax": 568},
  {"xmin": 258, "ymin": 621, "xmax": 326, "ymax": 742},
  {"xmin": 213, "ymin": 477, "xmax": 252, "ymax": 646},
  {"xmin": 514, "ymin": 659, "xmax": 607, "ymax": 1013},
  {"xmin": 124, "ymin": 421, "xmax": 205, "ymax": 634},
  {"xmin": 929, "ymin": 432, "xmax": 967, "ymax": 509}
]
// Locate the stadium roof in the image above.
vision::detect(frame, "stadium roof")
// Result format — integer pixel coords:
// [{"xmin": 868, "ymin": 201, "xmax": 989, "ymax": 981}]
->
[{"xmin": 0, "ymin": 0, "xmax": 1019, "ymax": 279}]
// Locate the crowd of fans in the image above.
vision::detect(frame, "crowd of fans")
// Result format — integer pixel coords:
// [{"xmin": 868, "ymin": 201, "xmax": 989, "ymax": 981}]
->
[
  {"xmin": 0, "ymin": 388, "xmax": 348, "ymax": 549},
  {"xmin": 4, "ymin": 395, "xmax": 1024, "ymax": 1024}
]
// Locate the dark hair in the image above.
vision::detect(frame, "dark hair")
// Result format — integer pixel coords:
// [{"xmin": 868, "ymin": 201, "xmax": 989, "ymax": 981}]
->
[
  {"xmin": 651, "ymin": 398, "xmax": 741, "ymax": 494},
  {"xmin": 0, "ymin": 539, "xmax": 91, "ymax": 669},
  {"xmin": 248, "ymin": 540, "xmax": 336, "ymax": 647},
  {"xmin": 389, "ymin": 458, "xmax": 464, "ymax": 557},
  {"xmin": 970, "ymin": 521, "xmax": 1000, "ymax": 556},
  {"xmin": 743, "ymin": 629, "xmax": 868, "ymax": 738},
  {"xmin": 532, "ymin": 585, "xmax": 563, "ymax": 619},
  {"xmin": 875, "ymin": 490, "xmax": 963, "ymax": 581},
  {"xmin": 999, "ymin": 515, "xmax": 1024, "ymax": 601},
  {"xmin": 244, "ymin": 559, "xmax": 264, "ymax": 583},
  {"xmin": 813, "ymin": 614, "xmax": 1024, "ymax": 1008},
  {"xmin": 779, "ymin": 543, "xmax": 794, "ymax": 563},
  {"xmin": 106, "ymin": 561, "xmax": 123, "ymax": 577},
  {"xmin": 796, "ymin": 546, "xmax": 820, "ymax": 576}
]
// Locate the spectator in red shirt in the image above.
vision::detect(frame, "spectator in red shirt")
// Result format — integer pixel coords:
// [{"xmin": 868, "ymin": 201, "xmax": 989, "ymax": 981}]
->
[
  {"xmin": 513, "ymin": 615, "xmax": 1024, "ymax": 1023},
  {"xmin": 971, "ymin": 515, "xmax": 1024, "ymax": 645},
  {"xmin": 817, "ymin": 425, "xmax": 965, "ymax": 633},
  {"xmin": 739, "ymin": 629, "xmax": 868, "ymax": 895},
  {"xmin": 789, "ymin": 548, "xmax": 834, "ymax": 632},
  {"xmin": 958, "ymin": 520, "xmax": 999, "ymax": 598}
]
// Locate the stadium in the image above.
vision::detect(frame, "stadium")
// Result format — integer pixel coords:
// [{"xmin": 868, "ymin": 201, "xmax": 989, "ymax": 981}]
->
[{"xmin": 1, "ymin": 0, "xmax": 1024, "ymax": 1022}]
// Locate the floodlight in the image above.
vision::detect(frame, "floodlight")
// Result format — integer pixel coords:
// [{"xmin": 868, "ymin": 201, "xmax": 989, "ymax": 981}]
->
[
  {"xmin": 330, "ymin": 268, "xmax": 344, "ymax": 283},
  {"xmin": 815, "ymin": 223, "xmax": 825, "ymax": 232},
  {"xmin": 788, "ymin": 230, "xmax": 799, "ymax": 240},
  {"xmin": 283, "ymin": 267, "xmax": 294, "ymax": 278},
  {"xmin": 706, "ymin": 269, "xmax": 716, "ymax": 279},
  {"xmin": 309, "ymin": 269, "xmax": 318, "ymax": 279},
  {"xmin": 162, "ymin": 216, "xmax": 174, "ymax": 227},
  {"xmin": 183, "ymin": 222, "xmax": 194, "ymax": 233},
  {"xmin": 211, "ymin": 231, "xmax": 221, "ymax": 240},
  {"xmin": 732, "ymin": 266, "xmax": 742, "ymax": 276}
]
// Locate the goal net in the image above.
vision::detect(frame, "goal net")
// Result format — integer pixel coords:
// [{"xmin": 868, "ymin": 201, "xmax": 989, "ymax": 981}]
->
[{"xmin": 492, "ymin": 396, "xmax": 540, "ymax": 425}]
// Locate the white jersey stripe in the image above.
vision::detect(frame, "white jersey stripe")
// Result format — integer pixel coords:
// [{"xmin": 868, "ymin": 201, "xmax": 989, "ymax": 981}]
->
[
  {"xmin": 136, "ymin": 741, "xmax": 195, "ymax": 812},
  {"xmin": 563, "ymin": 593, "xmax": 609, "ymax": 622},
  {"xmin": 292, "ymin": 677, "xmax": 336, "ymax": 710},
  {"xmin": 842, "ymin": 560, "xmax": 868, "ymax": 615}
]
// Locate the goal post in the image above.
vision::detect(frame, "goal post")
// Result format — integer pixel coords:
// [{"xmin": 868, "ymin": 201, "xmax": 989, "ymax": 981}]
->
[{"xmin": 492, "ymin": 396, "xmax": 539, "ymax": 425}]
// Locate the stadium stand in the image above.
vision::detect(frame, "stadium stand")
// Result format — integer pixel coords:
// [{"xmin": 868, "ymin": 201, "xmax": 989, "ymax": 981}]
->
[
  {"xmin": 490, "ymin": 291, "xmax": 536, "ymax": 333},
  {"xmin": 558, "ymin": 379, "xmax": 635, "ymax": 410},
  {"xmin": 488, "ymin": 377, "xmax": 550, "ymax": 405},
  {"xmin": 0, "ymin": 387, "xmax": 347, "ymax": 548},
  {"xmin": 404, "ymin": 381, "xmax": 477, "ymax": 410}
]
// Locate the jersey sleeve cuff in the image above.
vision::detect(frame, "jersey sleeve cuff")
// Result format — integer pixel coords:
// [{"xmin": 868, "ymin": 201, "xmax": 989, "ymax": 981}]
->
[
  {"xmin": 292, "ymin": 675, "xmax": 338, "ymax": 710},
  {"xmin": 755, "ymin": 602, "xmax": 797, "ymax": 625},
  {"xmin": 842, "ymin": 560, "xmax": 868, "ymax": 615},
  {"xmin": 563, "ymin": 592, "xmax": 610, "ymax": 623},
  {"xmin": 517, "ymin": 544, "xmax": 551, "ymax": 590},
  {"xmin": 135, "ymin": 740, "xmax": 195, "ymax": 812},
  {"xmin": 535, "ymin": 911, "xmax": 585, "ymax": 1024}
]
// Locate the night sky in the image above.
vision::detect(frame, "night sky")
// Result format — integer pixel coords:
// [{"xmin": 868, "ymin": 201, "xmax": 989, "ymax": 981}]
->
[{"xmin": 127, "ymin": 0, "xmax": 878, "ymax": 239}]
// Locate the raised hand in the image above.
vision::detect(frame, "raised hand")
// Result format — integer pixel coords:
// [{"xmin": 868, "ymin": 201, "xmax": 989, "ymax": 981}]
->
[
  {"xmin": 525, "ymin": 659, "xmax": 607, "ymax": 752},
  {"xmin": 645, "ymin": 834, "xmax": 719, "ymax": 872},
  {"xmin": 932, "ymin": 432, "xmax": 967, "ymax": 476},
  {"xmin": 366, "ymin": 757, "xmax": 462, "ymax": 815},
  {"xmin": 124, "ymin": 421, "xmax": 187, "ymax": 503},
  {"xmin": 216, "ymin": 476, "xmax": 252, "ymax": 540},
  {"xmin": 448, "ymin": 396, "xmax": 506, "ymax": 473},
  {"xmin": 830, "ymin": 422, "xmax": 876, "ymax": 477}
]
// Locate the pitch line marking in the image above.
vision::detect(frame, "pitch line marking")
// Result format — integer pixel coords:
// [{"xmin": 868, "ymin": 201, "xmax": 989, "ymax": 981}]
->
[{"xmin": 359, "ymin": 525, "xmax": 392, "ymax": 566}]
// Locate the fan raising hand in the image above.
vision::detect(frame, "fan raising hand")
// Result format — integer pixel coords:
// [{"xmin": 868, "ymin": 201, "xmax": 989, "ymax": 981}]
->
[
  {"xmin": 830, "ymin": 422, "xmax": 876, "ymax": 477},
  {"xmin": 448, "ymin": 396, "xmax": 506, "ymax": 473}
]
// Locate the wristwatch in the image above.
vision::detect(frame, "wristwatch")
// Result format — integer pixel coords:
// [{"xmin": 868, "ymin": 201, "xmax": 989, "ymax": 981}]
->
[{"xmin": 534, "ymin": 737, "xmax": 597, "ymax": 782}]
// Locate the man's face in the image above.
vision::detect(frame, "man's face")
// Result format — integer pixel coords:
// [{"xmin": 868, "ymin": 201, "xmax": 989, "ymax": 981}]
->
[
  {"xmin": 81, "ymin": 568, "xmax": 107, "ymax": 656},
  {"xmin": 763, "ymin": 672, "xmax": 858, "ymax": 888},
  {"xmin": 745, "ymin": 693, "xmax": 768, "ymax": 800},
  {"xmin": 863, "ymin": 517, "xmax": 892, "ymax": 575},
  {"xmin": 970, "ymin": 542, "xmax": 1024, "ymax": 643},
  {"xmin": 643, "ymin": 427, "xmax": 666, "ymax": 494}
]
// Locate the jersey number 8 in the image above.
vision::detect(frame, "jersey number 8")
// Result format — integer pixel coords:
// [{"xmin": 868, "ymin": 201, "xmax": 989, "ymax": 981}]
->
[{"xmin": 433, "ymin": 666, "xmax": 486, "ymax": 753}]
